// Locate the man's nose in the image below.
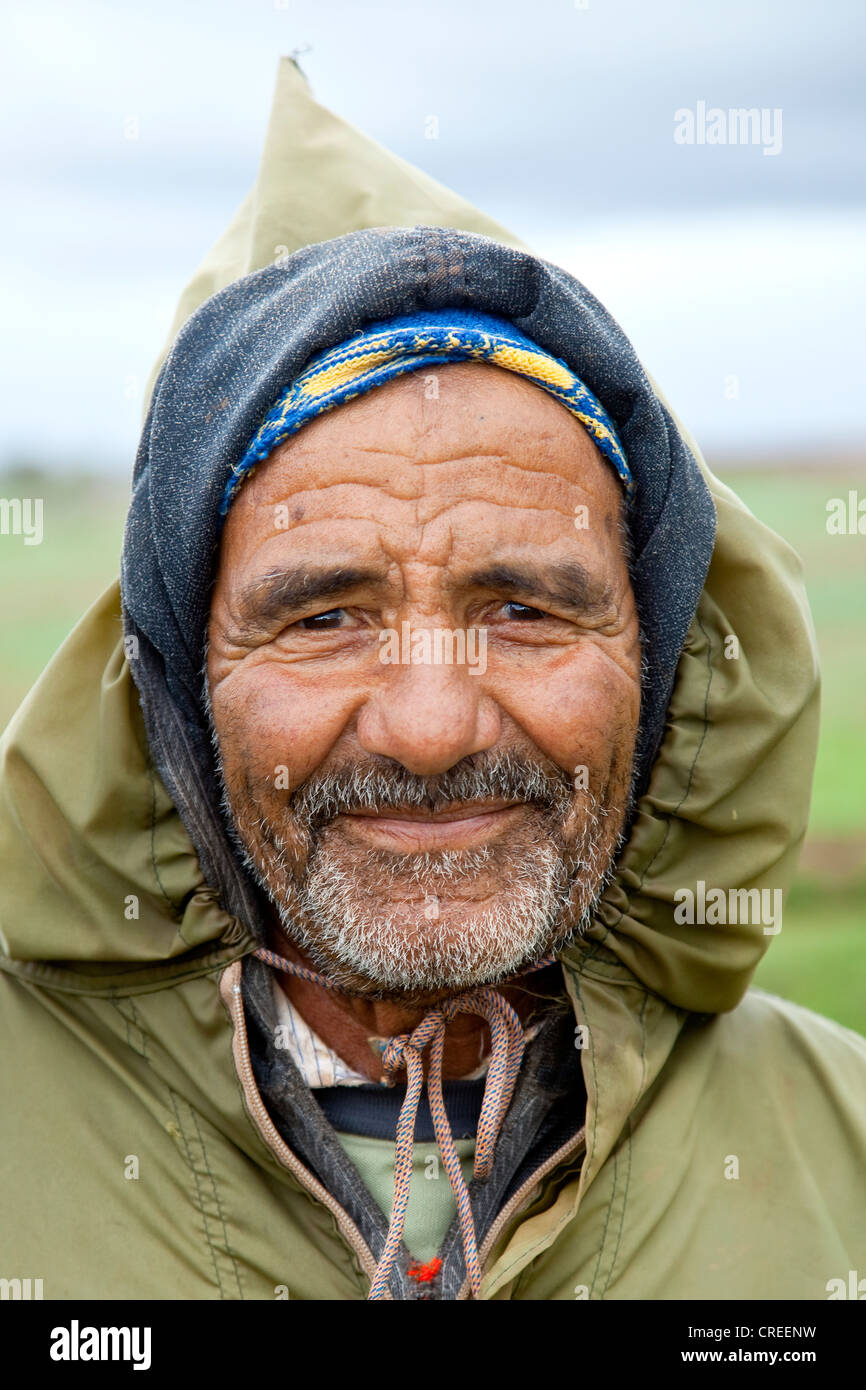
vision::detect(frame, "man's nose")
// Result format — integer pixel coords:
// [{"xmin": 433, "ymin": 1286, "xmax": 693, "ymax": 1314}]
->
[{"xmin": 356, "ymin": 653, "xmax": 502, "ymax": 776}]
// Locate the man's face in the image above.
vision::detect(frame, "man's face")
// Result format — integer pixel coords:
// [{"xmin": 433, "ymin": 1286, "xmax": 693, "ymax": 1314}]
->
[{"xmin": 207, "ymin": 361, "xmax": 641, "ymax": 1002}]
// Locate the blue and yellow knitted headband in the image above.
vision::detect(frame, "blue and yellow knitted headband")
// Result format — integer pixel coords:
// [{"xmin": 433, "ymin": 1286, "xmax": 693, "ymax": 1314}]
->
[{"xmin": 220, "ymin": 308, "xmax": 633, "ymax": 516}]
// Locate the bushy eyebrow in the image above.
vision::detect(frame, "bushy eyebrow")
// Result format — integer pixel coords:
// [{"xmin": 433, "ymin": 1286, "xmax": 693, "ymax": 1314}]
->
[
  {"xmin": 233, "ymin": 565, "xmax": 383, "ymax": 633},
  {"xmin": 230, "ymin": 556, "xmax": 616, "ymax": 637},
  {"xmin": 466, "ymin": 562, "xmax": 616, "ymax": 618}
]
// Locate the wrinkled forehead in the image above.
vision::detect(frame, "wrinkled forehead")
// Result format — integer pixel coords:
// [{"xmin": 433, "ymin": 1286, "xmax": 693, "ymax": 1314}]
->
[{"xmin": 218, "ymin": 361, "xmax": 629, "ymax": 559}]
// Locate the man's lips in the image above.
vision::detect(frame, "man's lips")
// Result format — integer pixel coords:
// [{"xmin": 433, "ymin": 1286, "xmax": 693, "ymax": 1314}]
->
[{"xmin": 333, "ymin": 799, "xmax": 529, "ymax": 851}]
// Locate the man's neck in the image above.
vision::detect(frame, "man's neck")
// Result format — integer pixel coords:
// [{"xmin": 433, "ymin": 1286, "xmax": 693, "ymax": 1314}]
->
[{"xmin": 266, "ymin": 924, "xmax": 546, "ymax": 1085}]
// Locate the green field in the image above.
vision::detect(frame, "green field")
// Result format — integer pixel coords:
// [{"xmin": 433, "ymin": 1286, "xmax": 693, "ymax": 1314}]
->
[{"xmin": 1, "ymin": 465, "xmax": 864, "ymax": 1033}]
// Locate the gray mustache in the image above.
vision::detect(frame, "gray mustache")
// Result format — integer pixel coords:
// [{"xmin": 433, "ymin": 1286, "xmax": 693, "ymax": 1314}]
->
[{"xmin": 289, "ymin": 750, "xmax": 578, "ymax": 830}]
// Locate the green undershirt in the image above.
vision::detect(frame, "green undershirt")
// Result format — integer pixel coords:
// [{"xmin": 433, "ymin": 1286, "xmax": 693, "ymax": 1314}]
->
[{"xmin": 336, "ymin": 1131, "xmax": 476, "ymax": 1264}]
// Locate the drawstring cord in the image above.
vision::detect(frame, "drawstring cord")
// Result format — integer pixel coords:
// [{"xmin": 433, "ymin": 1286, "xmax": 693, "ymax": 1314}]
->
[{"xmin": 253, "ymin": 945, "xmax": 554, "ymax": 1299}]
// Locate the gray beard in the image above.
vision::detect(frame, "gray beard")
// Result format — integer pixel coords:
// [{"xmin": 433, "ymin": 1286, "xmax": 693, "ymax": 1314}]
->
[
  {"xmin": 221, "ymin": 784, "xmax": 619, "ymax": 999},
  {"xmin": 269, "ymin": 799, "xmax": 614, "ymax": 996}
]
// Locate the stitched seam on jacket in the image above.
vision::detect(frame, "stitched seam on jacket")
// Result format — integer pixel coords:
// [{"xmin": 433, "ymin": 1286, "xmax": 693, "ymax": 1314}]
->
[
  {"xmin": 130, "ymin": 997, "xmax": 149, "ymax": 1060},
  {"xmin": 606, "ymin": 995, "xmax": 647, "ymax": 1295},
  {"xmin": 602, "ymin": 1115, "xmax": 633, "ymax": 1297},
  {"xmin": 115, "ymin": 999, "xmax": 134, "ymax": 1054},
  {"xmin": 110, "ymin": 997, "xmax": 149, "ymax": 1059},
  {"xmin": 167, "ymin": 1087, "xmax": 229, "ymax": 1299},
  {"xmin": 106, "ymin": 996, "xmax": 242, "ymax": 1298},
  {"xmin": 600, "ymin": 992, "xmax": 647, "ymax": 1294},
  {"xmin": 189, "ymin": 1106, "xmax": 243, "ymax": 1299},
  {"xmin": 588, "ymin": 1141, "xmax": 618, "ymax": 1299}
]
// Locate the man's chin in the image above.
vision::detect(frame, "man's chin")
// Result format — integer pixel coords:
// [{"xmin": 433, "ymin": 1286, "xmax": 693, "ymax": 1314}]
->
[
  {"xmin": 275, "ymin": 910, "xmax": 568, "ymax": 1005},
  {"xmin": 272, "ymin": 872, "xmax": 581, "ymax": 1002},
  {"xmin": 231, "ymin": 788, "xmax": 621, "ymax": 998}
]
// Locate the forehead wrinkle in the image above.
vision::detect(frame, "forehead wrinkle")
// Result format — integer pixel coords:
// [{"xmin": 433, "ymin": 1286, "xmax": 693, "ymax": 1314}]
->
[
  {"xmin": 253, "ymin": 356, "xmax": 614, "ymax": 489},
  {"xmin": 226, "ymin": 477, "xmax": 624, "ymax": 588},
  {"xmin": 257, "ymin": 413, "xmax": 614, "ymax": 489},
  {"xmin": 231, "ymin": 490, "xmax": 621, "ymax": 580},
  {"xmin": 361, "ymin": 484, "xmax": 586, "ymax": 557},
  {"xmin": 226, "ymin": 425, "xmax": 626, "ymax": 580},
  {"xmin": 240, "ymin": 397, "xmax": 617, "ymax": 511}
]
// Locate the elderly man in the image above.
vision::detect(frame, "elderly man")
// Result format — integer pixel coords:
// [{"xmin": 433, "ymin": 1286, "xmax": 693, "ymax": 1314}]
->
[{"xmin": 1, "ymin": 217, "xmax": 865, "ymax": 1303}]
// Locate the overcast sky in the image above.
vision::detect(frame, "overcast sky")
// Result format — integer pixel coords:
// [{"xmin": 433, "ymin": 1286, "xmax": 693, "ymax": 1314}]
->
[{"xmin": 1, "ymin": 0, "xmax": 864, "ymax": 470}]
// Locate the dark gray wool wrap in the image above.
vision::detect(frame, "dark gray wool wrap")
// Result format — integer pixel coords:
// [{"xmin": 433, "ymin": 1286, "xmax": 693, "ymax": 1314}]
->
[{"xmin": 120, "ymin": 224, "xmax": 716, "ymax": 935}]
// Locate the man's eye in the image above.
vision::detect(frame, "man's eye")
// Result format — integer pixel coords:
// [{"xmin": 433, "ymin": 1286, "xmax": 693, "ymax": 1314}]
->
[
  {"xmin": 297, "ymin": 608, "xmax": 347, "ymax": 630},
  {"xmin": 502, "ymin": 602, "xmax": 546, "ymax": 621}
]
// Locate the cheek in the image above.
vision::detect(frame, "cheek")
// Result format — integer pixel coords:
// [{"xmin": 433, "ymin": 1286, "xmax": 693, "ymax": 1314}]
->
[
  {"xmin": 212, "ymin": 641, "xmax": 641, "ymax": 803},
  {"xmin": 213, "ymin": 664, "xmax": 359, "ymax": 795},
  {"xmin": 491, "ymin": 646, "xmax": 640, "ymax": 789}
]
